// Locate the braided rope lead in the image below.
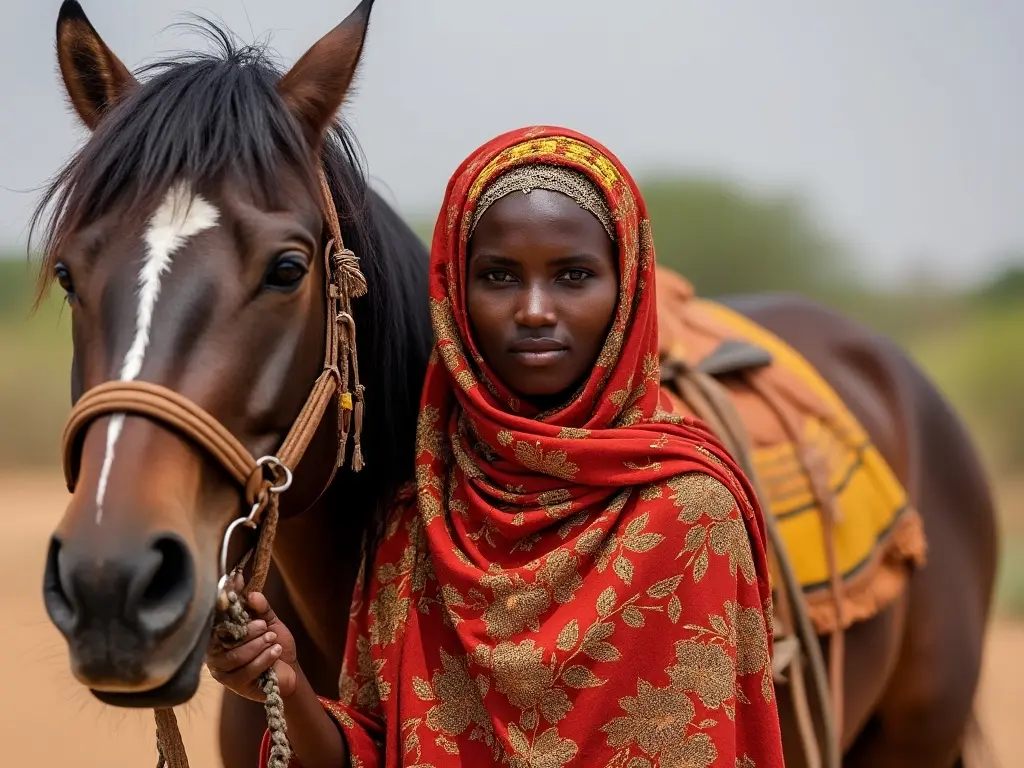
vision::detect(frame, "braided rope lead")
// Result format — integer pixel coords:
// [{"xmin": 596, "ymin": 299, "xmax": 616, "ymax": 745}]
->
[
  {"xmin": 216, "ymin": 588, "xmax": 293, "ymax": 768},
  {"xmin": 153, "ymin": 708, "xmax": 189, "ymax": 768},
  {"xmin": 153, "ymin": 585, "xmax": 292, "ymax": 768}
]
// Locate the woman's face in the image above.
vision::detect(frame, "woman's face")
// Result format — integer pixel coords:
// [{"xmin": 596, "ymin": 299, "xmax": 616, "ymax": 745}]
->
[{"xmin": 467, "ymin": 188, "xmax": 619, "ymax": 408}]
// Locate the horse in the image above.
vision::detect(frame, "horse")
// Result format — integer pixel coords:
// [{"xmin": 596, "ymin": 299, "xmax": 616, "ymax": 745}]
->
[{"xmin": 35, "ymin": 3, "xmax": 997, "ymax": 767}]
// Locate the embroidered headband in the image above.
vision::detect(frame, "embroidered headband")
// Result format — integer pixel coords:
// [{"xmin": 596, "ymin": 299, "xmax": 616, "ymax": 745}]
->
[{"xmin": 468, "ymin": 163, "xmax": 617, "ymax": 242}]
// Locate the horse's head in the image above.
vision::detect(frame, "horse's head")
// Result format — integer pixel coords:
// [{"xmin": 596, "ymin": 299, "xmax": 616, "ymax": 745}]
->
[{"xmin": 39, "ymin": 0, "xmax": 377, "ymax": 708}]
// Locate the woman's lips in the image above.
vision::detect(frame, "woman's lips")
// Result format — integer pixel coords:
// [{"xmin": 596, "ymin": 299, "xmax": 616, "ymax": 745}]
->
[{"xmin": 508, "ymin": 338, "xmax": 569, "ymax": 366}]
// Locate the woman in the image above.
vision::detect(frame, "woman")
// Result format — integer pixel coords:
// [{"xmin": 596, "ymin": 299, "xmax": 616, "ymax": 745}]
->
[{"xmin": 208, "ymin": 126, "xmax": 785, "ymax": 767}]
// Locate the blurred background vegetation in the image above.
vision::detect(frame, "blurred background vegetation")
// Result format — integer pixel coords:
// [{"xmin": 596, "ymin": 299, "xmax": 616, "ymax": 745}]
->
[{"xmin": 2, "ymin": 173, "xmax": 1021, "ymax": 613}]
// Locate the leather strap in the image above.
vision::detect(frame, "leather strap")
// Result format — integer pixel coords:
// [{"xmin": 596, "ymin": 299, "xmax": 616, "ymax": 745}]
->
[{"xmin": 63, "ymin": 379, "xmax": 260, "ymax": 493}]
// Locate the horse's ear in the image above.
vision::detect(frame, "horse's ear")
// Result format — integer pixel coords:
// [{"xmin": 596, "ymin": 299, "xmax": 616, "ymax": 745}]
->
[
  {"xmin": 277, "ymin": 0, "xmax": 375, "ymax": 148},
  {"xmin": 55, "ymin": 1, "xmax": 137, "ymax": 131}
]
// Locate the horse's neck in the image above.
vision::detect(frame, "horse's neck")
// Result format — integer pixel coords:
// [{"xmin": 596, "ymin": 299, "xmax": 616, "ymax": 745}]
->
[{"xmin": 270, "ymin": 479, "xmax": 369, "ymax": 672}]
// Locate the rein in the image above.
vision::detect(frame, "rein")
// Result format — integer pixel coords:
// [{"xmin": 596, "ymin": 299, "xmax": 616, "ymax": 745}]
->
[{"xmin": 60, "ymin": 168, "xmax": 367, "ymax": 768}]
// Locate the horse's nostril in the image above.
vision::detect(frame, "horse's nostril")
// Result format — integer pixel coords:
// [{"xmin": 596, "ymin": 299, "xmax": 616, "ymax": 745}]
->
[
  {"xmin": 42, "ymin": 536, "xmax": 77, "ymax": 637},
  {"xmin": 136, "ymin": 535, "xmax": 194, "ymax": 639}
]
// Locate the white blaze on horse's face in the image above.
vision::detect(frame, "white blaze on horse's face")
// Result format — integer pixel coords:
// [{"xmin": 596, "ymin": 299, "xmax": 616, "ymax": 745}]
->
[{"xmin": 95, "ymin": 182, "xmax": 219, "ymax": 523}]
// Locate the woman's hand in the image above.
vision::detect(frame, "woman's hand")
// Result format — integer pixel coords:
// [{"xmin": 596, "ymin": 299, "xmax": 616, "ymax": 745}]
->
[{"xmin": 206, "ymin": 587, "xmax": 300, "ymax": 702}]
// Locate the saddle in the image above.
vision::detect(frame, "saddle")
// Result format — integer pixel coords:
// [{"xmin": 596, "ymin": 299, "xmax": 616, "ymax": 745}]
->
[{"xmin": 653, "ymin": 265, "xmax": 926, "ymax": 768}]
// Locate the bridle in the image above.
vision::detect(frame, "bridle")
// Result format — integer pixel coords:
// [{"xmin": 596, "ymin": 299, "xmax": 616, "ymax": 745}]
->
[
  {"xmin": 59, "ymin": 168, "xmax": 367, "ymax": 767},
  {"xmin": 62, "ymin": 167, "xmax": 366, "ymax": 588}
]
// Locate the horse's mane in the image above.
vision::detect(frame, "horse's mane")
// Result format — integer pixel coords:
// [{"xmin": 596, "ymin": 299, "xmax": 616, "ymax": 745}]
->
[{"xmin": 30, "ymin": 18, "xmax": 432, "ymax": 544}]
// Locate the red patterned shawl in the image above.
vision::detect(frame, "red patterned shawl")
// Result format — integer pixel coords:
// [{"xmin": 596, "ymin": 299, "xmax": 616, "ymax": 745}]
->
[{"xmin": 260, "ymin": 126, "xmax": 784, "ymax": 767}]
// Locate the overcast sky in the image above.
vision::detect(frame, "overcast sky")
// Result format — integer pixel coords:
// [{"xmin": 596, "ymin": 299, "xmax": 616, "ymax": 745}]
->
[{"xmin": 2, "ymin": 0, "xmax": 1021, "ymax": 286}]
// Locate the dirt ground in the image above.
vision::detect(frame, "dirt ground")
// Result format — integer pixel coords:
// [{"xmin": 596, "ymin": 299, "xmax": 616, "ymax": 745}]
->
[{"xmin": 4, "ymin": 471, "xmax": 1021, "ymax": 766}]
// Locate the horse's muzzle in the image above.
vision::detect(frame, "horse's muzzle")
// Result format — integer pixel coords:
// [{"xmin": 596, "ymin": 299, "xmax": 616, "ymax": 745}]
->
[{"xmin": 42, "ymin": 532, "xmax": 197, "ymax": 691}]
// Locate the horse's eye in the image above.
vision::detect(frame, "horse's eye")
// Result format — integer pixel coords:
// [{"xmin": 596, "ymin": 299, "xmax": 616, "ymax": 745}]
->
[
  {"xmin": 264, "ymin": 254, "xmax": 308, "ymax": 291},
  {"xmin": 54, "ymin": 263, "xmax": 75, "ymax": 299}
]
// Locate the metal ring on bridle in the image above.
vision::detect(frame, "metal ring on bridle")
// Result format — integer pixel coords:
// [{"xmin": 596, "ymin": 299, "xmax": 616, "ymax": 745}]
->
[
  {"xmin": 215, "ymin": 458, "xmax": 292, "ymax": 594},
  {"xmin": 216, "ymin": 502, "xmax": 261, "ymax": 594},
  {"xmin": 256, "ymin": 455, "xmax": 293, "ymax": 493}
]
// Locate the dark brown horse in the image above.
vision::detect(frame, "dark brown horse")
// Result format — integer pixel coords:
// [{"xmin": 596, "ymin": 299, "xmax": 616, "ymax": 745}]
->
[{"xmin": 36, "ymin": 3, "xmax": 997, "ymax": 767}]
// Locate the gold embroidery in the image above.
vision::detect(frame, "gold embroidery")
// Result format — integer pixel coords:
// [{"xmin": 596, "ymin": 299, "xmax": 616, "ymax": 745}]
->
[
  {"xmin": 416, "ymin": 405, "xmax": 446, "ymax": 460},
  {"xmin": 429, "ymin": 297, "xmax": 459, "ymax": 345},
  {"xmin": 726, "ymin": 601, "xmax": 773, "ymax": 702},
  {"xmin": 537, "ymin": 489, "xmax": 572, "ymax": 506},
  {"xmin": 639, "ymin": 485, "xmax": 663, "ymax": 502},
  {"xmin": 486, "ymin": 640, "xmax": 572, "ymax": 724},
  {"xmin": 451, "ymin": 433, "xmax": 486, "ymax": 480},
  {"xmin": 710, "ymin": 518, "xmax": 756, "ymax": 584},
  {"xmin": 669, "ymin": 472, "xmax": 736, "ymax": 524},
  {"xmin": 668, "ymin": 641, "xmax": 735, "ymax": 712},
  {"xmin": 514, "ymin": 440, "xmax": 579, "ymax": 481},
  {"xmin": 467, "ymin": 136, "xmax": 624, "ymax": 202},
  {"xmin": 642, "ymin": 352, "xmax": 660, "ymax": 383},
  {"xmin": 445, "ymin": 202, "xmax": 460, "ymax": 237},
  {"xmin": 671, "ymin": 473, "xmax": 757, "ymax": 587},
  {"xmin": 602, "ymin": 680, "xmax": 696, "ymax": 755},
  {"xmin": 368, "ymin": 583, "xmax": 409, "ymax": 647},
  {"xmin": 557, "ymin": 427, "xmax": 591, "ymax": 439},
  {"xmin": 625, "ymin": 460, "xmax": 663, "ymax": 473},
  {"xmin": 596, "ymin": 327, "xmax": 626, "ymax": 368},
  {"xmin": 652, "ymin": 406, "xmax": 684, "ymax": 425},
  {"xmin": 536, "ymin": 549, "xmax": 584, "ymax": 604},
  {"xmin": 661, "ymin": 734, "xmax": 718, "ymax": 768},
  {"xmin": 506, "ymin": 724, "xmax": 579, "ymax": 768},
  {"xmin": 650, "ymin": 434, "xmax": 670, "ymax": 450},
  {"xmin": 481, "ymin": 573, "xmax": 552, "ymax": 639},
  {"xmin": 419, "ymin": 649, "xmax": 491, "ymax": 737},
  {"xmin": 616, "ymin": 406, "xmax": 646, "ymax": 427},
  {"xmin": 321, "ymin": 698, "xmax": 357, "ymax": 730},
  {"xmin": 416, "ymin": 465, "xmax": 444, "ymax": 525}
]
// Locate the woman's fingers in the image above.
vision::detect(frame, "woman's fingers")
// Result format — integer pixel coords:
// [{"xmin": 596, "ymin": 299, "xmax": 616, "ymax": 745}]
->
[
  {"xmin": 208, "ymin": 643, "xmax": 284, "ymax": 693},
  {"xmin": 205, "ymin": 618, "xmax": 268, "ymax": 659},
  {"xmin": 207, "ymin": 629, "xmax": 277, "ymax": 673},
  {"xmin": 245, "ymin": 591, "xmax": 277, "ymax": 625}
]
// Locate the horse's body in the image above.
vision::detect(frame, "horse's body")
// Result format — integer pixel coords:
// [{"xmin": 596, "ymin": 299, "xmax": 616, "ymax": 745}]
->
[{"xmin": 38, "ymin": 3, "xmax": 996, "ymax": 767}]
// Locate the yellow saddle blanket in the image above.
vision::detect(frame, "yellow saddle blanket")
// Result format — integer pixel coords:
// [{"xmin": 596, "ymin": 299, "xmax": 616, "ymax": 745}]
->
[{"xmin": 655, "ymin": 266, "xmax": 926, "ymax": 634}]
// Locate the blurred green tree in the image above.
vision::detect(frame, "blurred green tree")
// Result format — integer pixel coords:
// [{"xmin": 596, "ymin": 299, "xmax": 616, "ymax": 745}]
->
[
  {"xmin": 637, "ymin": 175, "xmax": 852, "ymax": 299},
  {"xmin": 974, "ymin": 261, "xmax": 1024, "ymax": 308}
]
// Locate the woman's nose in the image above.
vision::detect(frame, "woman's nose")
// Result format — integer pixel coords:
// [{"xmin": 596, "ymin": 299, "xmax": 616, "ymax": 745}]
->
[{"xmin": 514, "ymin": 284, "xmax": 557, "ymax": 328}]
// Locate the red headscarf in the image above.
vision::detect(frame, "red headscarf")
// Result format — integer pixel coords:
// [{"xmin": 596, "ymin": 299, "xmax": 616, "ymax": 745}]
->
[
  {"xmin": 261, "ymin": 126, "xmax": 784, "ymax": 768},
  {"xmin": 419, "ymin": 125, "xmax": 768, "ymax": 554}
]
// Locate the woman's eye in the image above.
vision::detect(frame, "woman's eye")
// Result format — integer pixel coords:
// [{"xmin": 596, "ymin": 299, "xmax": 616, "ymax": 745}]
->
[
  {"xmin": 484, "ymin": 270, "xmax": 516, "ymax": 284},
  {"xmin": 54, "ymin": 263, "xmax": 75, "ymax": 299},
  {"xmin": 561, "ymin": 269, "xmax": 590, "ymax": 283},
  {"xmin": 264, "ymin": 255, "xmax": 308, "ymax": 290}
]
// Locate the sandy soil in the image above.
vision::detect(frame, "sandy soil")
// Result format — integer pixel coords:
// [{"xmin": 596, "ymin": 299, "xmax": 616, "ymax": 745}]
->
[{"xmin": 3, "ymin": 470, "xmax": 1021, "ymax": 766}]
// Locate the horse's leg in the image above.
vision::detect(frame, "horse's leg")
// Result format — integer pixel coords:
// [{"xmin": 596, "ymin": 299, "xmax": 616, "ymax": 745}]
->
[
  {"xmin": 838, "ymin": 352, "xmax": 997, "ymax": 767},
  {"xmin": 217, "ymin": 564, "xmax": 338, "ymax": 768},
  {"xmin": 773, "ymin": 594, "xmax": 908, "ymax": 768}
]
